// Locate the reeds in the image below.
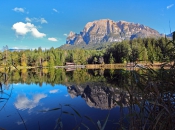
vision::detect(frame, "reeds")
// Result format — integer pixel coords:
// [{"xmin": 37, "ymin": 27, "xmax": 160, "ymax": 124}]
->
[{"xmin": 40, "ymin": 104, "xmax": 111, "ymax": 130}]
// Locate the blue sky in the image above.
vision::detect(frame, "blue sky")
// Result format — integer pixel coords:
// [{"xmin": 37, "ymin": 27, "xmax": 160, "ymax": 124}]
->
[{"xmin": 0, "ymin": 0, "xmax": 175, "ymax": 49}]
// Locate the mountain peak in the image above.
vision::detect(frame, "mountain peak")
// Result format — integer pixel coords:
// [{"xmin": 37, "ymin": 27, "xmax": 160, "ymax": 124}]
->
[
  {"xmin": 66, "ymin": 19, "xmax": 162, "ymax": 45},
  {"xmin": 68, "ymin": 31, "xmax": 76, "ymax": 37}
]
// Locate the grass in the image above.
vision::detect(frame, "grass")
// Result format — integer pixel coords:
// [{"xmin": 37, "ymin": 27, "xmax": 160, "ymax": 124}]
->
[{"xmin": 85, "ymin": 62, "xmax": 172, "ymax": 69}]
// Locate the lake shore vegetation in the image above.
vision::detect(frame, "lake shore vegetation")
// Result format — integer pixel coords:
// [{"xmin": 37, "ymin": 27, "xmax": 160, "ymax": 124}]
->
[{"xmin": 0, "ymin": 37, "xmax": 174, "ymax": 69}]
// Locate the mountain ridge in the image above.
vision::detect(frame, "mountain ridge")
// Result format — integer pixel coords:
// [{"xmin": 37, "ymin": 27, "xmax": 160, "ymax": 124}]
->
[{"xmin": 66, "ymin": 19, "xmax": 163, "ymax": 46}]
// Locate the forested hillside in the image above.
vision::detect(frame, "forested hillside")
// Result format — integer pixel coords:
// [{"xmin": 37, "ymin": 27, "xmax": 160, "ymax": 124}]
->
[{"xmin": 0, "ymin": 37, "xmax": 173, "ymax": 67}]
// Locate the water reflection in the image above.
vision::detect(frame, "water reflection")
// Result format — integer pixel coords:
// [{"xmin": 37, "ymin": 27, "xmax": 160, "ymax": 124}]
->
[
  {"xmin": 17, "ymin": 120, "xmax": 27, "ymax": 125},
  {"xmin": 49, "ymin": 89, "xmax": 59, "ymax": 94},
  {"xmin": 67, "ymin": 84, "xmax": 128, "ymax": 109},
  {"xmin": 0, "ymin": 68, "xmax": 174, "ymax": 130},
  {"xmin": 14, "ymin": 93, "xmax": 47, "ymax": 110}
]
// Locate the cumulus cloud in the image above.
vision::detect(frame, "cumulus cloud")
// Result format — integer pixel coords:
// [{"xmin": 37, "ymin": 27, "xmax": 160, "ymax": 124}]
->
[
  {"xmin": 48, "ymin": 37, "xmax": 58, "ymax": 42},
  {"xmin": 53, "ymin": 8, "xmax": 58, "ymax": 13},
  {"xmin": 12, "ymin": 22, "xmax": 46, "ymax": 38},
  {"xmin": 12, "ymin": 22, "xmax": 33, "ymax": 35},
  {"xmin": 14, "ymin": 93, "xmax": 47, "ymax": 110},
  {"xmin": 49, "ymin": 89, "xmax": 59, "ymax": 93},
  {"xmin": 25, "ymin": 17, "xmax": 48, "ymax": 24},
  {"xmin": 167, "ymin": 4, "xmax": 174, "ymax": 9},
  {"xmin": 13, "ymin": 7, "xmax": 25, "ymax": 13},
  {"xmin": 31, "ymin": 28, "xmax": 46, "ymax": 38}
]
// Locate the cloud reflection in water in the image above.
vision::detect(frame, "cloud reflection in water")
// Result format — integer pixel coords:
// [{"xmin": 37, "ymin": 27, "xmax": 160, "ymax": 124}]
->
[
  {"xmin": 14, "ymin": 93, "xmax": 47, "ymax": 110},
  {"xmin": 17, "ymin": 120, "xmax": 27, "ymax": 125},
  {"xmin": 49, "ymin": 89, "xmax": 59, "ymax": 94}
]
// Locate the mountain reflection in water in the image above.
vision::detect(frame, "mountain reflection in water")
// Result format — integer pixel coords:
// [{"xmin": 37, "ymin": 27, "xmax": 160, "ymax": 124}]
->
[
  {"xmin": 68, "ymin": 84, "xmax": 130, "ymax": 109},
  {"xmin": 0, "ymin": 68, "xmax": 174, "ymax": 130}
]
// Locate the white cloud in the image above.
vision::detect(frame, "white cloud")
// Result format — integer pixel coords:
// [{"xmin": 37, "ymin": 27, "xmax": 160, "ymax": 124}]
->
[
  {"xmin": 14, "ymin": 94, "xmax": 47, "ymax": 110},
  {"xmin": 63, "ymin": 33, "xmax": 68, "ymax": 36},
  {"xmin": 25, "ymin": 17, "xmax": 31, "ymax": 22},
  {"xmin": 40, "ymin": 18, "xmax": 48, "ymax": 24},
  {"xmin": 31, "ymin": 28, "xmax": 46, "ymax": 38},
  {"xmin": 48, "ymin": 37, "xmax": 58, "ymax": 42},
  {"xmin": 12, "ymin": 22, "xmax": 32, "ymax": 35},
  {"xmin": 13, "ymin": 7, "xmax": 25, "ymax": 13},
  {"xmin": 12, "ymin": 22, "xmax": 46, "ymax": 38},
  {"xmin": 167, "ymin": 4, "xmax": 174, "ymax": 9},
  {"xmin": 13, "ymin": 47, "xmax": 19, "ymax": 49},
  {"xmin": 49, "ymin": 89, "xmax": 59, "ymax": 93},
  {"xmin": 53, "ymin": 8, "xmax": 58, "ymax": 13},
  {"xmin": 25, "ymin": 17, "xmax": 48, "ymax": 24}
]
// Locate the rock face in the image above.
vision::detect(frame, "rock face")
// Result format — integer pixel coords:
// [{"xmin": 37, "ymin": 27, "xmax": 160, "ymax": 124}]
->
[{"xmin": 66, "ymin": 19, "xmax": 162, "ymax": 45}]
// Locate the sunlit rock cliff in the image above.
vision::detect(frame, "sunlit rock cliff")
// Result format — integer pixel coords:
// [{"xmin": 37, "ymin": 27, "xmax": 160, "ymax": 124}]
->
[{"xmin": 66, "ymin": 19, "xmax": 162, "ymax": 45}]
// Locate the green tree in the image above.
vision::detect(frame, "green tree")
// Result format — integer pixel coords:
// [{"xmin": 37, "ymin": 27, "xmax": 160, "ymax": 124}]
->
[
  {"xmin": 48, "ymin": 55, "xmax": 55, "ymax": 67},
  {"xmin": 21, "ymin": 53, "xmax": 27, "ymax": 66},
  {"xmin": 109, "ymin": 53, "xmax": 115, "ymax": 64},
  {"xmin": 93, "ymin": 57, "xmax": 98, "ymax": 64}
]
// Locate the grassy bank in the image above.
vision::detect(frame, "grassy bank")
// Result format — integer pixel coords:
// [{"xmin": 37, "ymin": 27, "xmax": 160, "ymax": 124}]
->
[
  {"xmin": 0, "ymin": 62, "xmax": 173, "ymax": 71},
  {"xmin": 85, "ymin": 63, "xmax": 126, "ymax": 69},
  {"xmin": 85, "ymin": 62, "xmax": 172, "ymax": 69}
]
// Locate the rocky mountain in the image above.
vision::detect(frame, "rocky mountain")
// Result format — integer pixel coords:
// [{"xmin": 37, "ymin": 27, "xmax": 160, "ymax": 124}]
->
[{"xmin": 66, "ymin": 19, "xmax": 162, "ymax": 45}]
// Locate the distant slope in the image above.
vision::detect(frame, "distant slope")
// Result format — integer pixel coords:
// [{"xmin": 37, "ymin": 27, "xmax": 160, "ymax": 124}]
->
[
  {"xmin": 59, "ymin": 42, "xmax": 112, "ymax": 50},
  {"xmin": 9, "ymin": 49, "xmax": 26, "ymax": 52}
]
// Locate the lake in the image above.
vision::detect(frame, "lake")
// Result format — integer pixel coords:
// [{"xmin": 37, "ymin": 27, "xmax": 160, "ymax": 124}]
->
[{"xmin": 0, "ymin": 68, "xmax": 174, "ymax": 130}]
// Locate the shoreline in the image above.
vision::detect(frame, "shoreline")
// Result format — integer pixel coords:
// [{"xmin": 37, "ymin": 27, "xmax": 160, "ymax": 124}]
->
[{"xmin": 0, "ymin": 62, "xmax": 173, "ymax": 71}]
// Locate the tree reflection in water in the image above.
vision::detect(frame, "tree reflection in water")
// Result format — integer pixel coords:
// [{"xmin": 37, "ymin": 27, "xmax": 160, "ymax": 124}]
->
[{"xmin": 0, "ymin": 68, "xmax": 174, "ymax": 130}]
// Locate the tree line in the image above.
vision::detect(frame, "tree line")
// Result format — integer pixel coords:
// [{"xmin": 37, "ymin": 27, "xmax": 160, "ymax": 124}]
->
[{"xmin": 0, "ymin": 37, "xmax": 174, "ymax": 67}]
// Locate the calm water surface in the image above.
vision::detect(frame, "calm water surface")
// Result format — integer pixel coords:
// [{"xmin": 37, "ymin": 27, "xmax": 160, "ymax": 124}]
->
[
  {"xmin": 0, "ymin": 69, "xmax": 132, "ymax": 130},
  {"xmin": 1, "ymin": 68, "xmax": 174, "ymax": 129}
]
